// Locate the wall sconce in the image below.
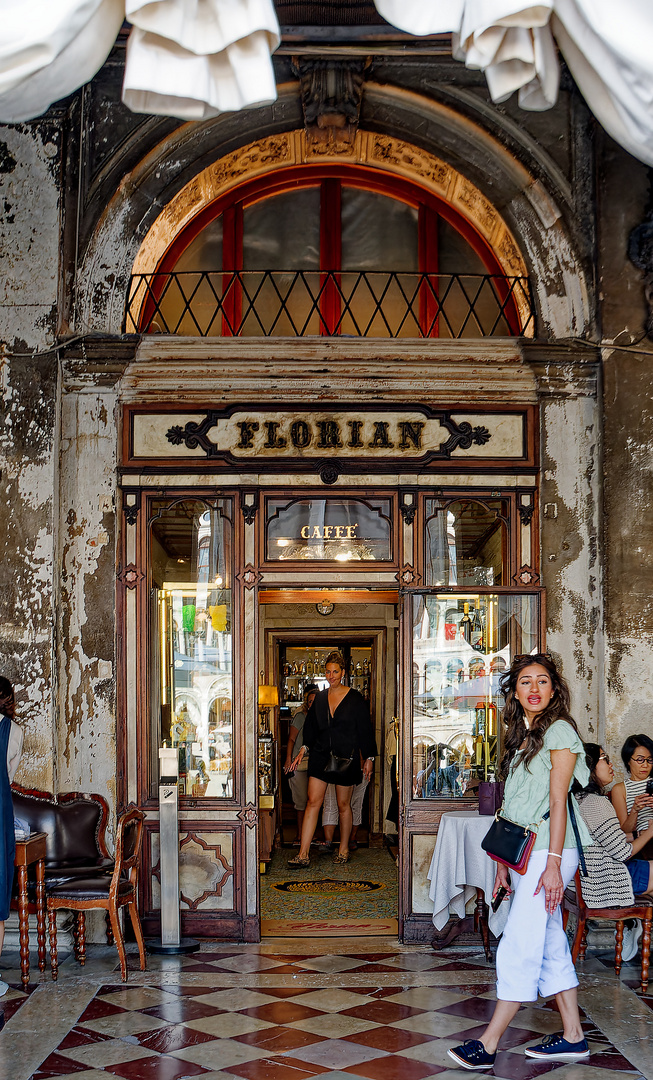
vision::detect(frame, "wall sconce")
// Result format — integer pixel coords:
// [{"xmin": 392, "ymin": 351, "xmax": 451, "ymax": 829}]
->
[{"xmin": 258, "ymin": 684, "xmax": 278, "ymax": 734}]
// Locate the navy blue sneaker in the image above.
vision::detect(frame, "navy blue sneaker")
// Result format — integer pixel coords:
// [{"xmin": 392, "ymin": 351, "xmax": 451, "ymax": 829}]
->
[
  {"xmin": 525, "ymin": 1034, "xmax": 590, "ymax": 1061},
  {"xmin": 447, "ymin": 1040, "xmax": 496, "ymax": 1070}
]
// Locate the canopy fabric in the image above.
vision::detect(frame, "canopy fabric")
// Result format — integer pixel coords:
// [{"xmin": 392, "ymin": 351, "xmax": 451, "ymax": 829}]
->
[
  {"xmin": 374, "ymin": 0, "xmax": 653, "ymax": 165},
  {"xmin": 0, "ymin": 0, "xmax": 124, "ymax": 123},
  {"xmin": 0, "ymin": 0, "xmax": 651, "ymax": 168},
  {"xmin": 122, "ymin": 0, "xmax": 280, "ymax": 117}
]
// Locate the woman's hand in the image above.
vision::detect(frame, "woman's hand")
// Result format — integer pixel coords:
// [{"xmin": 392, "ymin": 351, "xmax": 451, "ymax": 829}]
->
[
  {"xmin": 363, "ymin": 757, "xmax": 374, "ymax": 781},
  {"xmin": 633, "ymin": 793, "xmax": 653, "ymax": 812},
  {"xmin": 289, "ymin": 747, "xmax": 306, "ymax": 772},
  {"xmin": 492, "ymin": 863, "xmax": 511, "ymax": 898},
  {"xmin": 283, "ymin": 755, "xmax": 295, "ymax": 775},
  {"xmin": 534, "ymin": 859, "xmax": 564, "ymax": 914}
]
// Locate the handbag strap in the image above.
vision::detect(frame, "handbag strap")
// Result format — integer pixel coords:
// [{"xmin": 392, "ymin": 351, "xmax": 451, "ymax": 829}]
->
[{"xmin": 567, "ymin": 792, "xmax": 588, "ymax": 877}]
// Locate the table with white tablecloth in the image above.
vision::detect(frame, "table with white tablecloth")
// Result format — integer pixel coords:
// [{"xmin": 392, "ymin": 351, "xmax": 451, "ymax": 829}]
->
[{"xmin": 428, "ymin": 810, "xmax": 512, "ymax": 955}]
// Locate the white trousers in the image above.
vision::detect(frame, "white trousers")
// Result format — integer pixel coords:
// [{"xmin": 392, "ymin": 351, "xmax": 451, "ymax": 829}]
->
[
  {"xmin": 322, "ymin": 776, "xmax": 369, "ymax": 827},
  {"xmin": 496, "ymin": 847, "xmax": 579, "ymax": 1002}
]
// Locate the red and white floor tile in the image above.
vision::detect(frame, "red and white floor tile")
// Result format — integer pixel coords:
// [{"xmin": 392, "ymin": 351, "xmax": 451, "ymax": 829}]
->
[{"xmin": 0, "ymin": 941, "xmax": 649, "ymax": 1080}]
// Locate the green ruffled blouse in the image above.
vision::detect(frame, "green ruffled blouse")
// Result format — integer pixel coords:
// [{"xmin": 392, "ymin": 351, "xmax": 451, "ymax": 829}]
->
[{"xmin": 502, "ymin": 719, "xmax": 593, "ymax": 852}]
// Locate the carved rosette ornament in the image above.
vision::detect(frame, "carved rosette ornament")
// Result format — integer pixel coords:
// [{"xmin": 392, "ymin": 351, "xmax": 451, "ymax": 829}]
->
[
  {"xmin": 238, "ymin": 565, "xmax": 261, "ymax": 590},
  {"xmin": 318, "ymin": 459, "xmax": 341, "ymax": 485},
  {"xmin": 512, "ymin": 565, "xmax": 540, "ymax": 586},
  {"xmin": 118, "ymin": 564, "xmax": 144, "ymax": 589},
  {"xmin": 238, "ymin": 804, "xmax": 258, "ymax": 828},
  {"xmin": 396, "ymin": 564, "xmax": 420, "ymax": 586}
]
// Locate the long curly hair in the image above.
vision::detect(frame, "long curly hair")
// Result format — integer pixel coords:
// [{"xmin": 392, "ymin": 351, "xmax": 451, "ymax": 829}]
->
[
  {"xmin": 573, "ymin": 742, "xmax": 604, "ymax": 798},
  {"xmin": 498, "ymin": 654, "xmax": 580, "ymax": 778}
]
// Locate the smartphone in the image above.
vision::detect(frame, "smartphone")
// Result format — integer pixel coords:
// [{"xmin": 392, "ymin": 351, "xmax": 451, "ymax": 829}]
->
[
  {"xmin": 491, "ymin": 886, "xmax": 508, "ymax": 913},
  {"xmin": 646, "ymin": 779, "xmax": 653, "ymax": 796}
]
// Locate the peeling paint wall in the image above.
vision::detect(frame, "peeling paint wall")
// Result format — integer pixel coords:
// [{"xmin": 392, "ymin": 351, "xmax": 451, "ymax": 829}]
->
[
  {"xmin": 539, "ymin": 385, "xmax": 602, "ymax": 740},
  {"xmin": 0, "ymin": 121, "xmax": 62, "ymax": 789},
  {"xmin": 56, "ymin": 389, "xmax": 117, "ymax": 808}
]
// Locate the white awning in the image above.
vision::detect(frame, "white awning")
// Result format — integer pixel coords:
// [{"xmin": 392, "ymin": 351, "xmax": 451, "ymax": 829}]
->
[
  {"xmin": 0, "ymin": 1, "xmax": 651, "ymax": 167},
  {"xmin": 374, "ymin": 0, "xmax": 653, "ymax": 165}
]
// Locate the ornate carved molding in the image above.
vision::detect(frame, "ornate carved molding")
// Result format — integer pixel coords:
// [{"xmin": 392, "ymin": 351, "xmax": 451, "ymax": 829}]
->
[
  {"xmin": 241, "ymin": 491, "xmax": 259, "ymax": 525},
  {"xmin": 317, "ymin": 458, "xmax": 341, "ymax": 485},
  {"xmin": 118, "ymin": 563, "xmax": 144, "ymax": 589},
  {"xmin": 166, "ymin": 412, "xmax": 220, "ymax": 457},
  {"xmin": 439, "ymin": 418, "xmax": 491, "ymax": 455},
  {"xmin": 518, "ymin": 504, "xmax": 534, "ymax": 526},
  {"xmin": 122, "ymin": 489, "xmax": 141, "ymax": 525},
  {"xmin": 292, "ymin": 58, "xmax": 368, "ymax": 153}
]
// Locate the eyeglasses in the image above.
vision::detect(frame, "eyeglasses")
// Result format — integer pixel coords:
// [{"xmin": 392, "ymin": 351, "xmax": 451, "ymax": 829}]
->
[
  {"xmin": 598, "ymin": 754, "xmax": 611, "ymax": 764},
  {"xmin": 631, "ymin": 756, "xmax": 653, "ymax": 765}
]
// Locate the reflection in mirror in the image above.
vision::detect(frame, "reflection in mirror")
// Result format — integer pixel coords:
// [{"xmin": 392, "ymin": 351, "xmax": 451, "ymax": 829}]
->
[
  {"xmin": 411, "ymin": 593, "xmax": 539, "ymax": 799},
  {"xmin": 424, "ymin": 498, "xmax": 508, "ymax": 586},
  {"xmin": 149, "ymin": 498, "xmax": 233, "ymax": 799}
]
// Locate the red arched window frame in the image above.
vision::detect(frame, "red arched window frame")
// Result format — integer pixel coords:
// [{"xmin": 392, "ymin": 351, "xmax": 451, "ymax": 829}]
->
[{"xmin": 139, "ymin": 163, "xmax": 522, "ymax": 336}]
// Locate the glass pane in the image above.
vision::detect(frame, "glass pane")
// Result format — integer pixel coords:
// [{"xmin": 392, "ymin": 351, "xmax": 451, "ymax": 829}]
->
[
  {"xmin": 341, "ymin": 189, "xmax": 418, "ymax": 272},
  {"xmin": 266, "ymin": 497, "xmax": 392, "ymax": 562},
  {"xmin": 176, "ymin": 218, "xmax": 224, "ymax": 272},
  {"xmin": 340, "ymin": 189, "xmax": 418, "ymax": 338},
  {"xmin": 411, "ymin": 593, "xmax": 539, "ymax": 799},
  {"xmin": 243, "ymin": 189, "xmax": 321, "ymax": 270},
  {"xmin": 150, "ymin": 498, "xmax": 233, "ymax": 799},
  {"xmin": 424, "ymin": 498, "xmax": 508, "ymax": 586},
  {"xmin": 241, "ymin": 188, "xmax": 321, "ymax": 335}
]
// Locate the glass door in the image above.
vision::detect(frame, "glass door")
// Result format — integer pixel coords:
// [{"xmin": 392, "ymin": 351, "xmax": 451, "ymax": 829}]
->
[{"xmin": 399, "ymin": 589, "xmax": 541, "ymax": 942}]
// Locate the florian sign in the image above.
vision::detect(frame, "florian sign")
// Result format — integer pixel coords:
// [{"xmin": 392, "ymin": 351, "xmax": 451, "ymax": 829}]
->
[{"xmin": 125, "ymin": 405, "xmax": 532, "ymax": 475}]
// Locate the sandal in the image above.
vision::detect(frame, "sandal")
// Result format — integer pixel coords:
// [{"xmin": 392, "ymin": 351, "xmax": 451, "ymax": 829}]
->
[
  {"xmin": 333, "ymin": 851, "xmax": 350, "ymax": 865},
  {"xmin": 287, "ymin": 856, "xmax": 310, "ymax": 869}
]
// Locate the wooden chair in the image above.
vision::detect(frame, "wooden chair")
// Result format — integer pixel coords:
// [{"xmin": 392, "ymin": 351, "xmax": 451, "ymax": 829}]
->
[
  {"xmin": 47, "ymin": 803, "xmax": 146, "ymax": 982},
  {"xmin": 563, "ymin": 869, "xmax": 653, "ymax": 992}
]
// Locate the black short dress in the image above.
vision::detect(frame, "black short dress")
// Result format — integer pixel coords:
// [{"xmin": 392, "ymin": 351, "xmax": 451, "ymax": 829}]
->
[{"xmin": 303, "ymin": 688, "xmax": 377, "ymax": 787}]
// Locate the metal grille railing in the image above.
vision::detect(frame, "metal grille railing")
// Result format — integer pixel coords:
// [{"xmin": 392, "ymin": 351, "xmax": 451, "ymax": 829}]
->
[{"xmin": 126, "ymin": 270, "xmax": 534, "ymax": 338}]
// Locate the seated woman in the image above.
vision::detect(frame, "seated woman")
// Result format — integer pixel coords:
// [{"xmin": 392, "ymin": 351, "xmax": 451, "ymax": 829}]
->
[
  {"xmin": 610, "ymin": 733, "xmax": 653, "ymax": 843},
  {"xmin": 574, "ymin": 743, "xmax": 653, "ymax": 960}
]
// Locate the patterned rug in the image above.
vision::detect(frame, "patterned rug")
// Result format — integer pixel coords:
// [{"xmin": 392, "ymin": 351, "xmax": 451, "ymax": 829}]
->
[{"xmin": 261, "ymin": 848, "xmax": 398, "ymax": 936}]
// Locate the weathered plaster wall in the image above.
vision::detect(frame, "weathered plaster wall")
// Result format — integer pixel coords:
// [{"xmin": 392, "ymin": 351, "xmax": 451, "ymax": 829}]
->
[
  {"xmin": 56, "ymin": 387, "xmax": 118, "ymax": 807},
  {"xmin": 538, "ymin": 370, "xmax": 602, "ymax": 741},
  {"xmin": 598, "ymin": 136, "xmax": 653, "ymax": 767},
  {"xmin": 0, "ymin": 122, "xmax": 62, "ymax": 788}
]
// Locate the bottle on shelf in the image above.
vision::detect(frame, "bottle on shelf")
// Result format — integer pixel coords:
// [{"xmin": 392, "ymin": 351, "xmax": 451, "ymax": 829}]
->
[
  {"xmin": 362, "ymin": 657, "xmax": 369, "ymax": 676},
  {"xmin": 319, "ymin": 655, "xmax": 325, "ymax": 675},
  {"xmin": 475, "ymin": 702, "xmax": 486, "ymax": 738},
  {"xmin": 460, "ymin": 602, "xmax": 472, "ymax": 644},
  {"xmin": 474, "ymin": 732, "xmax": 484, "ymax": 766},
  {"xmin": 299, "ymin": 660, "xmax": 306, "ymax": 676},
  {"xmin": 306, "ymin": 656, "xmax": 314, "ymax": 676},
  {"xmin": 471, "ymin": 599, "xmax": 484, "ymax": 652},
  {"xmin": 355, "ymin": 660, "xmax": 362, "ymax": 676},
  {"xmin": 292, "ymin": 661, "xmax": 298, "ymax": 675},
  {"xmin": 283, "ymin": 661, "xmax": 290, "ymax": 676}
]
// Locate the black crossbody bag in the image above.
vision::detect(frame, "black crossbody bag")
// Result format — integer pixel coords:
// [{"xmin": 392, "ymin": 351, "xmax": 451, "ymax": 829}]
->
[{"xmin": 481, "ymin": 793, "xmax": 588, "ymax": 876}]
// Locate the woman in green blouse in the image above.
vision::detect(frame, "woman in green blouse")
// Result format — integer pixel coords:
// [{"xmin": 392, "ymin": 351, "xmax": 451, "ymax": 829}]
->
[{"xmin": 449, "ymin": 654, "xmax": 592, "ymax": 1071}]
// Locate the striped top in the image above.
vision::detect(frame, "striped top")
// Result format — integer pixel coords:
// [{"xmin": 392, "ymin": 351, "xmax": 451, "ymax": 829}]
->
[
  {"xmin": 574, "ymin": 792, "xmax": 635, "ymax": 908},
  {"xmin": 625, "ymin": 778, "xmax": 653, "ymax": 835}
]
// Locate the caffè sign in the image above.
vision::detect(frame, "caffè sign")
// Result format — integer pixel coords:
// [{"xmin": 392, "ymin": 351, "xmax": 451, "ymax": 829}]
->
[{"xmin": 127, "ymin": 405, "xmax": 528, "ymax": 468}]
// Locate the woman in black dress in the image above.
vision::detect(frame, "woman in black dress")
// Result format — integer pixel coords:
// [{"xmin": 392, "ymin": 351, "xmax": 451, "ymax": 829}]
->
[{"xmin": 288, "ymin": 652, "xmax": 377, "ymax": 868}]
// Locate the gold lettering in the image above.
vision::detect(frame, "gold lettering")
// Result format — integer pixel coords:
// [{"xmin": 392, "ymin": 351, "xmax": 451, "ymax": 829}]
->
[
  {"xmin": 311, "ymin": 525, "xmax": 321, "ymax": 538},
  {"xmin": 345, "ymin": 525, "xmax": 357, "ymax": 539},
  {"xmin": 323, "ymin": 525, "xmax": 333, "ymax": 539},
  {"xmin": 301, "ymin": 526, "xmax": 309, "ymax": 539},
  {"xmin": 334, "ymin": 526, "xmax": 344, "ymax": 539}
]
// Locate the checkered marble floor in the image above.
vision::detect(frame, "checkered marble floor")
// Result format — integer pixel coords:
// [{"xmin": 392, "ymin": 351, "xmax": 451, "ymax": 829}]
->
[{"xmin": 2, "ymin": 941, "xmax": 645, "ymax": 1080}]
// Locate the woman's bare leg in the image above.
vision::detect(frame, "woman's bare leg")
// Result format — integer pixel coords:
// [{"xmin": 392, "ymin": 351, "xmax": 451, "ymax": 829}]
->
[
  {"xmin": 555, "ymin": 987, "xmax": 584, "ymax": 1043},
  {"xmin": 297, "ymin": 779, "xmax": 327, "ymax": 859},
  {"xmin": 335, "ymin": 786, "xmax": 353, "ymax": 856},
  {"xmin": 478, "ymin": 1000, "xmax": 522, "ymax": 1053}
]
